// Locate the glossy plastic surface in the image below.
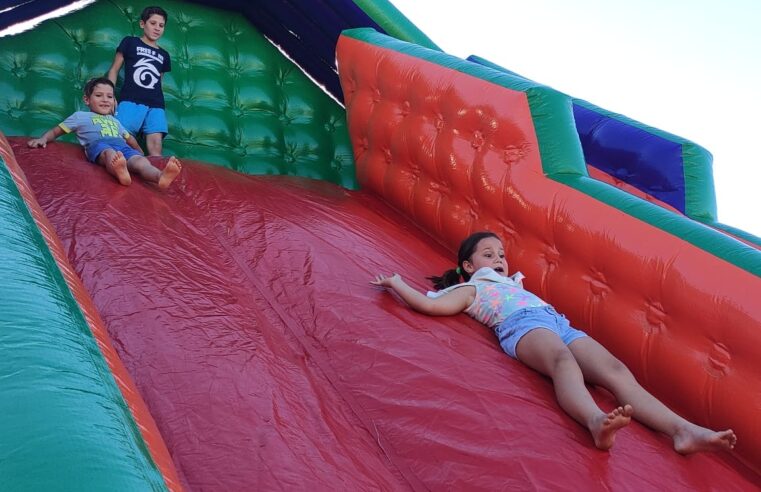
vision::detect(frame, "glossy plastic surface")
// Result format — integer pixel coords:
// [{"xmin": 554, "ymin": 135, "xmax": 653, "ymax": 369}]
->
[
  {"xmin": 0, "ymin": 134, "xmax": 179, "ymax": 491},
  {"xmin": 2, "ymin": 0, "xmax": 760, "ymax": 489},
  {"xmin": 9, "ymin": 137, "xmax": 760, "ymax": 490},
  {"xmin": 337, "ymin": 30, "xmax": 761, "ymax": 477}
]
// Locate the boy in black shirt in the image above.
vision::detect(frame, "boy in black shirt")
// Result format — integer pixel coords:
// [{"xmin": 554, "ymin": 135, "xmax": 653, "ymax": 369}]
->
[{"xmin": 107, "ymin": 6, "xmax": 172, "ymax": 157}]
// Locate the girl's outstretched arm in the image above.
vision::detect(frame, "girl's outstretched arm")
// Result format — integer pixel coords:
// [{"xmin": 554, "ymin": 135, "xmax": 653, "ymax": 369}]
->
[{"xmin": 371, "ymin": 273, "xmax": 474, "ymax": 316}]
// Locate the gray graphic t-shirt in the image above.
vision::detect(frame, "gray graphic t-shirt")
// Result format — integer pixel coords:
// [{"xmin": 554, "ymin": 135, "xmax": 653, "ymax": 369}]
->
[{"xmin": 59, "ymin": 111, "xmax": 131, "ymax": 147}]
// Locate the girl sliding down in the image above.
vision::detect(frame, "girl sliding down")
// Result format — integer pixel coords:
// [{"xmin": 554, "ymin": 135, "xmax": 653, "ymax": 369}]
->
[{"xmin": 372, "ymin": 231, "xmax": 736, "ymax": 453}]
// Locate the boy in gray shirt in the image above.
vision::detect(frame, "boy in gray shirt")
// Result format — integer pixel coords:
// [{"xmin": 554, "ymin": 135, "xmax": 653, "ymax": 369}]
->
[{"xmin": 27, "ymin": 77, "xmax": 181, "ymax": 189}]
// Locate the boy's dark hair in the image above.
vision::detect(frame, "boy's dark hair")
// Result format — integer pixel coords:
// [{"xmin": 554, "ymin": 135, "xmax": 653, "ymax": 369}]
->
[
  {"xmin": 140, "ymin": 6, "xmax": 168, "ymax": 23},
  {"xmin": 428, "ymin": 231, "xmax": 499, "ymax": 290},
  {"xmin": 84, "ymin": 77, "xmax": 114, "ymax": 97}
]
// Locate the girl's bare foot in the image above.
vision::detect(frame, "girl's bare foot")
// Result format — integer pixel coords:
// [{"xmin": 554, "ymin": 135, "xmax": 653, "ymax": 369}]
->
[
  {"xmin": 673, "ymin": 425, "xmax": 736, "ymax": 454},
  {"xmin": 158, "ymin": 156, "xmax": 182, "ymax": 189},
  {"xmin": 108, "ymin": 151, "xmax": 131, "ymax": 186},
  {"xmin": 591, "ymin": 404, "xmax": 633, "ymax": 450}
]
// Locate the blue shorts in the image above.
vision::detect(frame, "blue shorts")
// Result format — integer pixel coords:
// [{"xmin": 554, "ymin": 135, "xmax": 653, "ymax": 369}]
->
[
  {"xmin": 85, "ymin": 138, "xmax": 142, "ymax": 163},
  {"xmin": 495, "ymin": 306, "xmax": 587, "ymax": 359},
  {"xmin": 116, "ymin": 101, "xmax": 168, "ymax": 136}
]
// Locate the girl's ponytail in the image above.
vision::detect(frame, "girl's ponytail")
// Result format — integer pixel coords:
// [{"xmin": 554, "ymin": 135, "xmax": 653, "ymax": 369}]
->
[{"xmin": 427, "ymin": 268, "xmax": 462, "ymax": 291}]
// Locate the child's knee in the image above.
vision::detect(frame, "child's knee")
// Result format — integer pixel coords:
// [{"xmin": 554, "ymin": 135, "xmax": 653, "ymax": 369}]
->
[
  {"xmin": 96, "ymin": 149, "xmax": 113, "ymax": 164},
  {"xmin": 126, "ymin": 155, "xmax": 150, "ymax": 169},
  {"xmin": 603, "ymin": 355, "xmax": 630, "ymax": 374},
  {"xmin": 145, "ymin": 134, "xmax": 163, "ymax": 156},
  {"xmin": 551, "ymin": 347, "xmax": 578, "ymax": 370},
  {"xmin": 603, "ymin": 358, "xmax": 635, "ymax": 385}
]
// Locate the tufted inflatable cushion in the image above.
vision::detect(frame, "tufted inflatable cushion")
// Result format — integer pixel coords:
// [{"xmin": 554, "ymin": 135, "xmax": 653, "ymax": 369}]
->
[
  {"xmin": 0, "ymin": 0, "xmax": 357, "ymax": 188},
  {"xmin": 338, "ymin": 28, "xmax": 761, "ymax": 476},
  {"xmin": 467, "ymin": 54, "xmax": 719, "ymax": 222}
]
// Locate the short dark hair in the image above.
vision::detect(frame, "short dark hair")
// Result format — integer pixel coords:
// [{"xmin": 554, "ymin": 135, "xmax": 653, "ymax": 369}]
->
[
  {"xmin": 140, "ymin": 6, "xmax": 168, "ymax": 23},
  {"xmin": 84, "ymin": 77, "xmax": 114, "ymax": 97}
]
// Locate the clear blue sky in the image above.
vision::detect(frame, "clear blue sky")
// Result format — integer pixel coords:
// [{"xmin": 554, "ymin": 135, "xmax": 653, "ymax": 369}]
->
[{"xmin": 391, "ymin": 0, "xmax": 761, "ymax": 237}]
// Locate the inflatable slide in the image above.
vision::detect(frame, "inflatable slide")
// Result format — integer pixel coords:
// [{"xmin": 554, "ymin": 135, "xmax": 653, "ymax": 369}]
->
[{"xmin": 1, "ymin": 1, "xmax": 760, "ymax": 490}]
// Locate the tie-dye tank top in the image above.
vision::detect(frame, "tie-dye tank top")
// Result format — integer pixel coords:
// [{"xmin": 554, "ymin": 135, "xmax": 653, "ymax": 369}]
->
[{"xmin": 427, "ymin": 267, "xmax": 547, "ymax": 328}]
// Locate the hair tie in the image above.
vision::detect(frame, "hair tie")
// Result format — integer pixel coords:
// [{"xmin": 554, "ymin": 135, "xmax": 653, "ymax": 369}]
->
[{"xmin": 455, "ymin": 266, "xmax": 462, "ymax": 275}]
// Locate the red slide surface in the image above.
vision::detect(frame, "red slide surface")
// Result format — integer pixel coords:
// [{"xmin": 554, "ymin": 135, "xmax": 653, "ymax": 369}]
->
[{"xmin": 10, "ymin": 138, "xmax": 759, "ymax": 490}]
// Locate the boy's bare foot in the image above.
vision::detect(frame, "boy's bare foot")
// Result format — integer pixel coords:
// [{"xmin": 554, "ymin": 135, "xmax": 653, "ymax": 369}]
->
[
  {"xmin": 108, "ymin": 151, "xmax": 131, "ymax": 186},
  {"xmin": 591, "ymin": 405, "xmax": 633, "ymax": 450},
  {"xmin": 673, "ymin": 425, "xmax": 736, "ymax": 454},
  {"xmin": 158, "ymin": 156, "xmax": 182, "ymax": 189}
]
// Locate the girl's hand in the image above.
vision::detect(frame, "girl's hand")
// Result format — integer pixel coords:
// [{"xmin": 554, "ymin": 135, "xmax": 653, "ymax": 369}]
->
[
  {"xmin": 27, "ymin": 138, "xmax": 47, "ymax": 148},
  {"xmin": 371, "ymin": 273, "xmax": 401, "ymax": 288}
]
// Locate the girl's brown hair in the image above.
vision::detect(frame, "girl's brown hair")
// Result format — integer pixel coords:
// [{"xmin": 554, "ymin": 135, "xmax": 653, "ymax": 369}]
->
[{"xmin": 427, "ymin": 231, "xmax": 499, "ymax": 290}]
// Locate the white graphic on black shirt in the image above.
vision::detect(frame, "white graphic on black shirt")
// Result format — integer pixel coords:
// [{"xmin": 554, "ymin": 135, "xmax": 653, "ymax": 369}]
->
[{"xmin": 133, "ymin": 57, "xmax": 160, "ymax": 89}]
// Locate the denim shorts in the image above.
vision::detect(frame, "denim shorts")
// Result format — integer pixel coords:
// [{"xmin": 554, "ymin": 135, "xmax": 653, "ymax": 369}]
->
[
  {"xmin": 116, "ymin": 101, "xmax": 168, "ymax": 135},
  {"xmin": 85, "ymin": 137, "xmax": 142, "ymax": 163},
  {"xmin": 495, "ymin": 305, "xmax": 587, "ymax": 359}
]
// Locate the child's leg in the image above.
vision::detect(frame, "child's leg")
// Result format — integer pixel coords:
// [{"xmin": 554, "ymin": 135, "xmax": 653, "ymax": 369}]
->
[
  {"xmin": 96, "ymin": 149, "xmax": 132, "ymax": 186},
  {"xmin": 515, "ymin": 328, "xmax": 632, "ymax": 450},
  {"xmin": 568, "ymin": 337, "xmax": 736, "ymax": 453},
  {"xmin": 126, "ymin": 155, "xmax": 182, "ymax": 189},
  {"xmin": 143, "ymin": 109, "xmax": 168, "ymax": 157},
  {"xmin": 145, "ymin": 133, "xmax": 163, "ymax": 157}
]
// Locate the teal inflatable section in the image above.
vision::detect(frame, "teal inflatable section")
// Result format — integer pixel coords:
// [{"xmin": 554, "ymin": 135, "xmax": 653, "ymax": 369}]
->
[{"xmin": 0, "ymin": 154, "xmax": 167, "ymax": 490}]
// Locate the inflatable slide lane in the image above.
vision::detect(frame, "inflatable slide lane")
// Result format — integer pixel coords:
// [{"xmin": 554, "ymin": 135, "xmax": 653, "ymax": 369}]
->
[{"xmin": 1, "ymin": 1, "xmax": 760, "ymax": 490}]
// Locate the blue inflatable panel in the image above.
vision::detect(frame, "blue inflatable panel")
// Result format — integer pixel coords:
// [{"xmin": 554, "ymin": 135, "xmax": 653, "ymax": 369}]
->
[{"xmin": 573, "ymin": 103, "xmax": 686, "ymax": 213}]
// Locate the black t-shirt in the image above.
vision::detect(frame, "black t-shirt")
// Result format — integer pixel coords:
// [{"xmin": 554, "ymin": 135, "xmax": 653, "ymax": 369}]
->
[{"xmin": 116, "ymin": 36, "xmax": 171, "ymax": 108}]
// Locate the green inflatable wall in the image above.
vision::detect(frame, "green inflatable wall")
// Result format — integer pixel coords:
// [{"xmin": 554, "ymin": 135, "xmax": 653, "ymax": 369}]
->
[{"xmin": 0, "ymin": 0, "xmax": 357, "ymax": 188}]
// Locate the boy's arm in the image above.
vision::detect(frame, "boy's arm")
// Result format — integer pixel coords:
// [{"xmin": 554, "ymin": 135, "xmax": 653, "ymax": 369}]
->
[
  {"xmin": 27, "ymin": 125, "xmax": 65, "ymax": 148},
  {"xmin": 371, "ymin": 273, "xmax": 474, "ymax": 316},
  {"xmin": 107, "ymin": 51, "xmax": 124, "ymax": 85},
  {"xmin": 124, "ymin": 134, "xmax": 145, "ymax": 154}
]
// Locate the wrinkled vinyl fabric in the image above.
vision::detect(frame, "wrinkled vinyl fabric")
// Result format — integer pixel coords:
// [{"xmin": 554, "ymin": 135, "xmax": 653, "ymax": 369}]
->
[
  {"xmin": 0, "ymin": 137, "xmax": 177, "ymax": 491},
  {"xmin": 11, "ymin": 139, "xmax": 760, "ymax": 491}
]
